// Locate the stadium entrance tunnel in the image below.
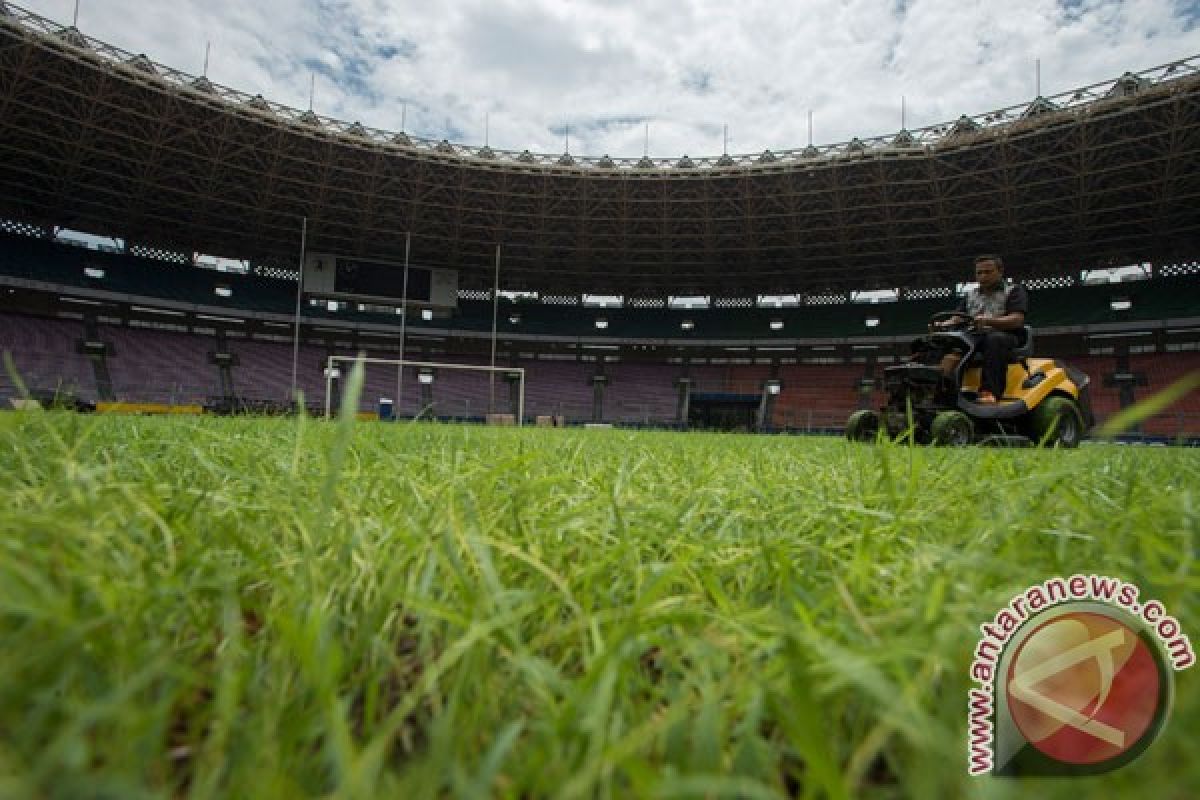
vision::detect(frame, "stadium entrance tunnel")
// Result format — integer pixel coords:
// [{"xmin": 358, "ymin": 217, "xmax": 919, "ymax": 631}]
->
[{"xmin": 687, "ymin": 392, "xmax": 763, "ymax": 432}]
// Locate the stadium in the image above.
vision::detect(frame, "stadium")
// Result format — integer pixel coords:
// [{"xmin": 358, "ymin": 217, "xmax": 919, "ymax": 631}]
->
[{"xmin": 0, "ymin": 1, "xmax": 1198, "ymax": 797}]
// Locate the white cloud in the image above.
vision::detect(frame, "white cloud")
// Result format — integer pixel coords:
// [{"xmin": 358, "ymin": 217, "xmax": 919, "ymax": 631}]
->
[{"xmin": 17, "ymin": 0, "xmax": 1200, "ymax": 156}]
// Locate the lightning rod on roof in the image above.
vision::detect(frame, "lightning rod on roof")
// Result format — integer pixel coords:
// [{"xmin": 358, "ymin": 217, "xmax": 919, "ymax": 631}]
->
[
  {"xmin": 808, "ymin": 110, "xmax": 813, "ymax": 147},
  {"xmin": 564, "ymin": 123, "xmax": 569, "ymax": 154},
  {"xmin": 901, "ymin": 95, "xmax": 906, "ymax": 129},
  {"xmin": 72, "ymin": 0, "xmax": 79, "ymax": 27},
  {"xmin": 401, "ymin": 103, "xmax": 406, "ymax": 132},
  {"xmin": 644, "ymin": 123, "xmax": 649, "ymax": 157},
  {"xmin": 723, "ymin": 124, "xmax": 728, "ymax": 155},
  {"xmin": 203, "ymin": 41, "xmax": 210, "ymax": 77},
  {"xmin": 1036, "ymin": 58, "xmax": 1041, "ymax": 96},
  {"xmin": 484, "ymin": 112, "xmax": 489, "ymax": 146},
  {"xmin": 308, "ymin": 72, "xmax": 315, "ymax": 111}
]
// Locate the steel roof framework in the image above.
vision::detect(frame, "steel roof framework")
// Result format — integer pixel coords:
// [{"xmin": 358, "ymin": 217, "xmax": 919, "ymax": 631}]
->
[{"xmin": 0, "ymin": 5, "xmax": 1197, "ymax": 298}]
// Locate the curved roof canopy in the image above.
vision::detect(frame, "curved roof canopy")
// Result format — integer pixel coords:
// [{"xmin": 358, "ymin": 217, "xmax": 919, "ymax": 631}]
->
[{"xmin": 0, "ymin": 4, "xmax": 1197, "ymax": 295}]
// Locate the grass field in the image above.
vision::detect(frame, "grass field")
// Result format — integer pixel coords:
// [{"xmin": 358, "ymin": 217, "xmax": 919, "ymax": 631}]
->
[{"xmin": 1, "ymin": 401, "xmax": 1197, "ymax": 798}]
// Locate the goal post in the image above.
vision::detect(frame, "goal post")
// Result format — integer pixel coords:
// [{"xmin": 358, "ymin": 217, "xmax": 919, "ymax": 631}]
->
[{"xmin": 323, "ymin": 355, "xmax": 525, "ymax": 425}]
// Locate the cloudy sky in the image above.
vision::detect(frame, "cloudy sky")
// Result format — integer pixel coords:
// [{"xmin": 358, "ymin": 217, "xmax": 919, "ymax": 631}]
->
[{"xmin": 16, "ymin": 0, "xmax": 1200, "ymax": 158}]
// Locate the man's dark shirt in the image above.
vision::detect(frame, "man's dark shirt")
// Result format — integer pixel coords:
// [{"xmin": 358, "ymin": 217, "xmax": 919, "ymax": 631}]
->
[{"xmin": 956, "ymin": 282, "xmax": 1029, "ymax": 319}]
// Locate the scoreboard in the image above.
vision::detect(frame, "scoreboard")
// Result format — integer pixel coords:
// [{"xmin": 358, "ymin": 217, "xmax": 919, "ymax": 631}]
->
[{"xmin": 302, "ymin": 253, "xmax": 458, "ymax": 308}]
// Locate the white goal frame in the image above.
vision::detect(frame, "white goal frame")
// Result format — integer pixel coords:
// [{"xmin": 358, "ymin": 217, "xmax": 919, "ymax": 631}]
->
[{"xmin": 323, "ymin": 355, "xmax": 525, "ymax": 425}]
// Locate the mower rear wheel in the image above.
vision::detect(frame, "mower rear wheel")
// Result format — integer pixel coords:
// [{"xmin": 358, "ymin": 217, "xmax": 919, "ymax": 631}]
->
[
  {"xmin": 1029, "ymin": 395, "xmax": 1084, "ymax": 448},
  {"xmin": 931, "ymin": 410, "xmax": 973, "ymax": 446},
  {"xmin": 845, "ymin": 410, "xmax": 881, "ymax": 442}
]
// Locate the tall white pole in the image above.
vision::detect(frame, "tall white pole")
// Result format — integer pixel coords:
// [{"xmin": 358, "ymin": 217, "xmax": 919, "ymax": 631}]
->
[
  {"xmin": 396, "ymin": 231, "xmax": 411, "ymax": 419},
  {"xmin": 324, "ymin": 355, "xmax": 333, "ymax": 419},
  {"xmin": 489, "ymin": 244, "xmax": 500, "ymax": 414},
  {"xmin": 290, "ymin": 215, "xmax": 307, "ymax": 406},
  {"xmin": 517, "ymin": 369, "xmax": 525, "ymax": 427}
]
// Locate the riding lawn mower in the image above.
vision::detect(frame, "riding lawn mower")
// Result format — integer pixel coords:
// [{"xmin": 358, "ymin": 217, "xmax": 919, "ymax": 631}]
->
[{"xmin": 846, "ymin": 312, "xmax": 1094, "ymax": 447}]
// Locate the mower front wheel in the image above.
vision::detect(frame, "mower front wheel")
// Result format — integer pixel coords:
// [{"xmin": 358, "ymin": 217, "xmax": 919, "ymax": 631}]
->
[
  {"xmin": 845, "ymin": 409, "xmax": 881, "ymax": 442},
  {"xmin": 1029, "ymin": 395, "xmax": 1084, "ymax": 448},
  {"xmin": 931, "ymin": 410, "xmax": 973, "ymax": 446}
]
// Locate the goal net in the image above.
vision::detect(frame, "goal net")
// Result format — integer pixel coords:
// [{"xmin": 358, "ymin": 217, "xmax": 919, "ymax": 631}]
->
[{"xmin": 323, "ymin": 355, "xmax": 525, "ymax": 425}]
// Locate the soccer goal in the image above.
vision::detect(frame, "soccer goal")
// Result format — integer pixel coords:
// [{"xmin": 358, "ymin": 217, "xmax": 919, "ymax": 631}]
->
[{"xmin": 323, "ymin": 355, "xmax": 525, "ymax": 425}]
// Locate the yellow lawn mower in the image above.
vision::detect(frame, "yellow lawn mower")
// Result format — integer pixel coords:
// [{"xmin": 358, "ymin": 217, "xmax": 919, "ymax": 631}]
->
[{"xmin": 846, "ymin": 312, "xmax": 1094, "ymax": 447}]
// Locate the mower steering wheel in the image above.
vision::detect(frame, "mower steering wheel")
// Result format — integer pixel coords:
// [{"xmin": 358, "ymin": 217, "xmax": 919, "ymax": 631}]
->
[{"xmin": 929, "ymin": 311, "xmax": 972, "ymax": 331}]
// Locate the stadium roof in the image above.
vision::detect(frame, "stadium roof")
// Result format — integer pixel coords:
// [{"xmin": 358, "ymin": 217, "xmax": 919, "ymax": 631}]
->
[{"xmin": 0, "ymin": 4, "xmax": 1198, "ymax": 296}]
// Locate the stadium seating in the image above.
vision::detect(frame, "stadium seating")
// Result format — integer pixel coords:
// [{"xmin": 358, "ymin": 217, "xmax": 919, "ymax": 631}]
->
[
  {"xmin": 0, "ymin": 307, "xmax": 1194, "ymax": 434},
  {"xmin": 0, "ymin": 312, "xmax": 96, "ymax": 403},
  {"xmin": 1130, "ymin": 352, "xmax": 1200, "ymax": 437},
  {"xmin": 605, "ymin": 363, "xmax": 680, "ymax": 425},
  {"xmin": 684, "ymin": 364, "xmax": 768, "ymax": 395},
  {"xmin": 1131, "ymin": 352, "xmax": 1200, "ymax": 399},
  {"xmin": 226, "ymin": 338, "xmax": 328, "ymax": 408},
  {"xmin": 101, "ymin": 325, "xmax": 221, "ymax": 405},
  {"xmin": 1065, "ymin": 355, "xmax": 1122, "ymax": 417},
  {"xmin": 521, "ymin": 361, "xmax": 595, "ymax": 421},
  {"xmin": 772, "ymin": 364, "xmax": 866, "ymax": 430}
]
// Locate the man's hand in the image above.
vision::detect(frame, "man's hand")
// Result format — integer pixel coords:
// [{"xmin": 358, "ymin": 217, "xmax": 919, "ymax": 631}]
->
[
  {"xmin": 974, "ymin": 314, "xmax": 993, "ymax": 331},
  {"xmin": 931, "ymin": 314, "xmax": 966, "ymax": 331}
]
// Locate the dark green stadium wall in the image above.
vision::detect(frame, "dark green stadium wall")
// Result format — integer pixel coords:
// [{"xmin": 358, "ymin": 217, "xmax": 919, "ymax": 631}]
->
[{"xmin": 1, "ymin": 232, "xmax": 1196, "ymax": 342}]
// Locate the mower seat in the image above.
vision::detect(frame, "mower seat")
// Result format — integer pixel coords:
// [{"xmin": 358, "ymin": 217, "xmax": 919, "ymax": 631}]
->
[{"xmin": 1012, "ymin": 326, "xmax": 1033, "ymax": 359}]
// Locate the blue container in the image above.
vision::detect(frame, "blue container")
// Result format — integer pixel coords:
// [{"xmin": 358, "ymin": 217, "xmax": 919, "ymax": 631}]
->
[{"xmin": 378, "ymin": 397, "xmax": 394, "ymax": 421}]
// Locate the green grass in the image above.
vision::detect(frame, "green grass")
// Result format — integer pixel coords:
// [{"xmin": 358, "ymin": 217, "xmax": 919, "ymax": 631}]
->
[{"xmin": 0, "ymin": 409, "xmax": 1196, "ymax": 799}]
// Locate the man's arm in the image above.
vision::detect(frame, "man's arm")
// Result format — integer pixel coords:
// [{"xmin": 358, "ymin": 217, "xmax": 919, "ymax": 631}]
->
[{"xmin": 974, "ymin": 310, "xmax": 1025, "ymax": 331}]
